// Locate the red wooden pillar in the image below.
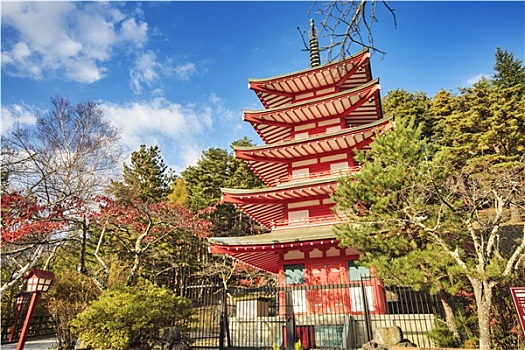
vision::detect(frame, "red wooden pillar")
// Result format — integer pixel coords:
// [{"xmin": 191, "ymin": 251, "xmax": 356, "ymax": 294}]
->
[{"xmin": 16, "ymin": 292, "xmax": 39, "ymax": 350}]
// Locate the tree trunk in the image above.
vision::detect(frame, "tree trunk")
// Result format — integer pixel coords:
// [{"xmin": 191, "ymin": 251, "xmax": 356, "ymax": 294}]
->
[
  {"xmin": 127, "ymin": 251, "xmax": 141, "ymax": 286},
  {"xmin": 0, "ymin": 245, "xmax": 45, "ymax": 298},
  {"xmin": 438, "ymin": 290, "xmax": 462, "ymax": 346},
  {"xmin": 79, "ymin": 218, "xmax": 88, "ymax": 274},
  {"xmin": 510, "ymin": 202, "xmax": 522, "ymax": 222},
  {"xmin": 472, "ymin": 279, "xmax": 494, "ymax": 350}
]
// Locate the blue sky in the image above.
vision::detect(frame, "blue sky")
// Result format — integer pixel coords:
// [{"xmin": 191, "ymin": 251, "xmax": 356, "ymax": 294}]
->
[{"xmin": 2, "ymin": 1, "xmax": 524, "ymax": 174}]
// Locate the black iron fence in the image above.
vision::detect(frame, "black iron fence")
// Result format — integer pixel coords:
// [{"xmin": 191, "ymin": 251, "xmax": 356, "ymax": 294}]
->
[
  {"xmin": 180, "ymin": 281, "xmax": 449, "ymax": 350},
  {"xmin": 181, "ymin": 284, "xmax": 224, "ymax": 349},
  {"xmin": 1, "ymin": 315, "xmax": 55, "ymax": 343}
]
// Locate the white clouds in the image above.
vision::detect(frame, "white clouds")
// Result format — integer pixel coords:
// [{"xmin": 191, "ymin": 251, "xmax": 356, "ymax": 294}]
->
[
  {"xmin": 119, "ymin": 18, "xmax": 148, "ymax": 46},
  {"xmin": 2, "ymin": 91, "xmax": 243, "ymax": 173},
  {"xmin": 179, "ymin": 144, "xmax": 204, "ymax": 171},
  {"xmin": 465, "ymin": 73, "xmax": 488, "ymax": 86},
  {"xmin": 172, "ymin": 62, "xmax": 197, "ymax": 80},
  {"xmin": 66, "ymin": 59, "xmax": 104, "ymax": 84},
  {"xmin": 101, "ymin": 96, "xmax": 218, "ymax": 171},
  {"xmin": 2, "ymin": 2, "xmax": 199, "ymax": 95},
  {"xmin": 129, "ymin": 51, "xmax": 198, "ymax": 95},
  {"xmin": 130, "ymin": 51, "xmax": 161, "ymax": 94},
  {"xmin": 11, "ymin": 42, "xmax": 31, "ymax": 60},
  {"xmin": 1, "ymin": 98, "xmax": 213, "ymax": 171},
  {"xmin": 1, "ymin": 104, "xmax": 38, "ymax": 136},
  {"xmin": 1, "ymin": 2, "xmax": 148, "ymax": 83}
]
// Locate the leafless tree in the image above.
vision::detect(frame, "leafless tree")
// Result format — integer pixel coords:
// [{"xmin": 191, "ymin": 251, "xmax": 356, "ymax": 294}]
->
[
  {"xmin": 1, "ymin": 96, "xmax": 123, "ymax": 295},
  {"xmin": 300, "ymin": 0, "xmax": 396, "ymax": 62},
  {"xmin": 3, "ymin": 96, "xmax": 122, "ymax": 202}
]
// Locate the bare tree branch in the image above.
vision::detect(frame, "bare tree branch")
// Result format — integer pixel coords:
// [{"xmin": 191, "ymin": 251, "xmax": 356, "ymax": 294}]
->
[{"xmin": 302, "ymin": 0, "xmax": 397, "ymax": 63}]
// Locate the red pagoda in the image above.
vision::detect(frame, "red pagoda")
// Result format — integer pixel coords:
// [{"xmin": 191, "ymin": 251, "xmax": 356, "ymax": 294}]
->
[{"xmin": 209, "ymin": 21, "xmax": 393, "ymax": 316}]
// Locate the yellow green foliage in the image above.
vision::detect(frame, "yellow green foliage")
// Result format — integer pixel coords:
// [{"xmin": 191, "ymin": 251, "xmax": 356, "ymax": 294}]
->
[{"xmin": 71, "ymin": 281, "xmax": 193, "ymax": 350}]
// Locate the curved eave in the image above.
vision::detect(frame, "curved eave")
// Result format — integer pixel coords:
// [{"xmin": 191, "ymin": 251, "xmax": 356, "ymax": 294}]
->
[
  {"xmin": 235, "ymin": 116, "xmax": 393, "ymax": 186},
  {"xmin": 244, "ymin": 79, "xmax": 381, "ymax": 144},
  {"xmin": 208, "ymin": 226, "xmax": 339, "ymax": 274},
  {"xmin": 249, "ymin": 49, "xmax": 372, "ymax": 109},
  {"xmin": 209, "ymin": 225, "xmax": 336, "ymax": 246},
  {"xmin": 208, "ymin": 248, "xmax": 280, "ymax": 273},
  {"xmin": 221, "ymin": 177, "xmax": 340, "ymax": 228},
  {"xmin": 221, "ymin": 176, "xmax": 339, "ymax": 199}
]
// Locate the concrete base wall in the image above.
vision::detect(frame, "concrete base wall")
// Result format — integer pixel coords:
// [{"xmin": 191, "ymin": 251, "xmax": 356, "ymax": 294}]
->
[{"xmin": 229, "ymin": 314, "xmax": 436, "ymax": 349}]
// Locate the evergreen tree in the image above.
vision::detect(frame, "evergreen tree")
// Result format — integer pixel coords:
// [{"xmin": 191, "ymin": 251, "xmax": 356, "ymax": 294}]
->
[
  {"xmin": 336, "ymin": 117, "xmax": 524, "ymax": 350},
  {"xmin": 167, "ymin": 177, "xmax": 190, "ymax": 207},
  {"xmin": 437, "ymin": 79, "xmax": 494, "ymax": 170},
  {"xmin": 490, "ymin": 49, "xmax": 525, "ymax": 163},
  {"xmin": 336, "ymin": 118, "xmax": 465, "ymax": 344},
  {"xmin": 181, "ymin": 138, "xmax": 264, "ymax": 211},
  {"xmin": 493, "ymin": 47, "xmax": 525, "ymax": 93},
  {"xmin": 182, "ymin": 147, "xmax": 230, "ymax": 211},
  {"xmin": 181, "ymin": 139, "xmax": 266, "ymax": 237},
  {"xmin": 110, "ymin": 145, "xmax": 173, "ymax": 203},
  {"xmin": 382, "ymin": 89, "xmax": 432, "ymax": 138},
  {"xmin": 430, "ymin": 89, "xmax": 459, "ymax": 144},
  {"xmin": 336, "ymin": 48, "xmax": 525, "ymax": 350},
  {"xmin": 434, "ymin": 79, "xmax": 524, "ymax": 172},
  {"xmin": 227, "ymin": 137, "xmax": 266, "ymax": 190}
]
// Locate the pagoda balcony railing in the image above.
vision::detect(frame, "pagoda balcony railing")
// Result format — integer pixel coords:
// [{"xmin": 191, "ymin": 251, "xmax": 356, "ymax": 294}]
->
[
  {"xmin": 271, "ymin": 214, "xmax": 345, "ymax": 230},
  {"xmin": 283, "ymin": 125, "xmax": 359, "ymax": 143},
  {"xmin": 275, "ymin": 165, "xmax": 361, "ymax": 185}
]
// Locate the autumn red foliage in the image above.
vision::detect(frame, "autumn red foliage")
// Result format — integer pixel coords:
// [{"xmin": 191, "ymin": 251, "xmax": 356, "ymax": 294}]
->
[
  {"xmin": 1, "ymin": 192, "xmax": 69, "ymax": 244},
  {"xmin": 91, "ymin": 195, "xmax": 212, "ymax": 241}
]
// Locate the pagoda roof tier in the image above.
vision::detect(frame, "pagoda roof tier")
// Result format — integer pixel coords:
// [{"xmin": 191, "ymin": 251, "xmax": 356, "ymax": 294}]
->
[
  {"xmin": 244, "ymin": 79, "xmax": 381, "ymax": 144},
  {"xmin": 209, "ymin": 225, "xmax": 348, "ymax": 273},
  {"xmin": 249, "ymin": 49, "xmax": 372, "ymax": 109},
  {"xmin": 234, "ymin": 116, "xmax": 393, "ymax": 186},
  {"xmin": 221, "ymin": 176, "xmax": 342, "ymax": 229}
]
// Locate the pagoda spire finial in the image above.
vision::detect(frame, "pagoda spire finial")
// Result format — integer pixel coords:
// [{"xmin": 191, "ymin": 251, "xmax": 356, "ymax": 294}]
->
[{"xmin": 309, "ymin": 19, "xmax": 321, "ymax": 67}]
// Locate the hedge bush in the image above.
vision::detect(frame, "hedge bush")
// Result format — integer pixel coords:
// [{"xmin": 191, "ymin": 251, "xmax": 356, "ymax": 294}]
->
[{"xmin": 71, "ymin": 282, "xmax": 193, "ymax": 350}]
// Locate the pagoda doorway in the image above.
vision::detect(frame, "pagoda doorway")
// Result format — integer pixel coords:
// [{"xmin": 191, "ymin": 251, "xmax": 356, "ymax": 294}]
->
[{"xmin": 309, "ymin": 263, "xmax": 346, "ymax": 315}]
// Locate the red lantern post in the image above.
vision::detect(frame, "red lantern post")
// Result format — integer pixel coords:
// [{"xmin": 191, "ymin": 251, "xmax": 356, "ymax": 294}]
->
[
  {"xmin": 8, "ymin": 292, "xmax": 31, "ymax": 341},
  {"xmin": 16, "ymin": 269, "xmax": 56, "ymax": 350}
]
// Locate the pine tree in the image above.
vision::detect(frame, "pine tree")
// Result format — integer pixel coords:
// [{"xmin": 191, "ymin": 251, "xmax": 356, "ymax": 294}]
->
[
  {"xmin": 181, "ymin": 139, "xmax": 266, "ymax": 237},
  {"xmin": 382, "ymin": 89, "xmax": 432, "ymax": 138},
  {"xmin": 227, "ymin": 137, "xmax": 265, "ymax": 190},
  {"xmin": 336, "ymin": 48, "xmax": 525, "ymax": 350},
  {"xmin": 336, "ymin": 116, "xmax": 524, "ymax": 349},
  {"xmin": 433, "ymin": 50, "xmax": 525, "ymax": 172},
  {"xmin": 493, "ymin": 47, "xmax": 525, "ymax": 93},
  {"xmin": 430, "ymin": 89, "xmax": 459, "ymax": 145},
  {"xmin": 167, "ymin": 177, "xmax": 190, "ymax": 207},
  {"xmin": 110, "ymin": 145, "xmax": 173, "ymax": 203},
  {"xmin": 182, "ymin": 147, "xmax": 230, "ymax": 211}
]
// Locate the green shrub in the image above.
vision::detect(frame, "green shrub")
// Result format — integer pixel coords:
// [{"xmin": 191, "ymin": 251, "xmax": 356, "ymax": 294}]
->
[
  {"xmin": 427, "ymin": 310, "xmax": 478, "ymax": 348},
  {"xmin": 71, "ymin": 281, "xmax": 193, "ymax": 350},
  {"xmin": 46, "ymin": 269, "xmax": 100, "ymax": 350}
]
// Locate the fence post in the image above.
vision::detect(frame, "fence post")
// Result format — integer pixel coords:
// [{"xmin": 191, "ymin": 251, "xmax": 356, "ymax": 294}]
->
[
  {"xmin": 219, "ymin": 287, "xmax": 231, "ymax": 350},
  {"xmin": 219, "ymin": 312, "xmax": 225, "ymax": 350},
  {"xmin": 285, "ymin": 289, "xmax": 296, "ymax": 350},
  {"xmin": 361, "ymin": 279, "xmax": 373, "ymax": 342}
]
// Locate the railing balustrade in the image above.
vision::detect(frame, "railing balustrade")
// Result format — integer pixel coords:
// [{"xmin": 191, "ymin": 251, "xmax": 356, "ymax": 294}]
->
[
  {"xmin": 271, "ymin": 214, "xmax": 346, "ymax": 230},
  {"xmin": 1, "ymin": 315, "xmax": 54, "ymax": 343},
  {"xmin": 275, "ymin": 166, "xmax": 362, "ymax": 185}
]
